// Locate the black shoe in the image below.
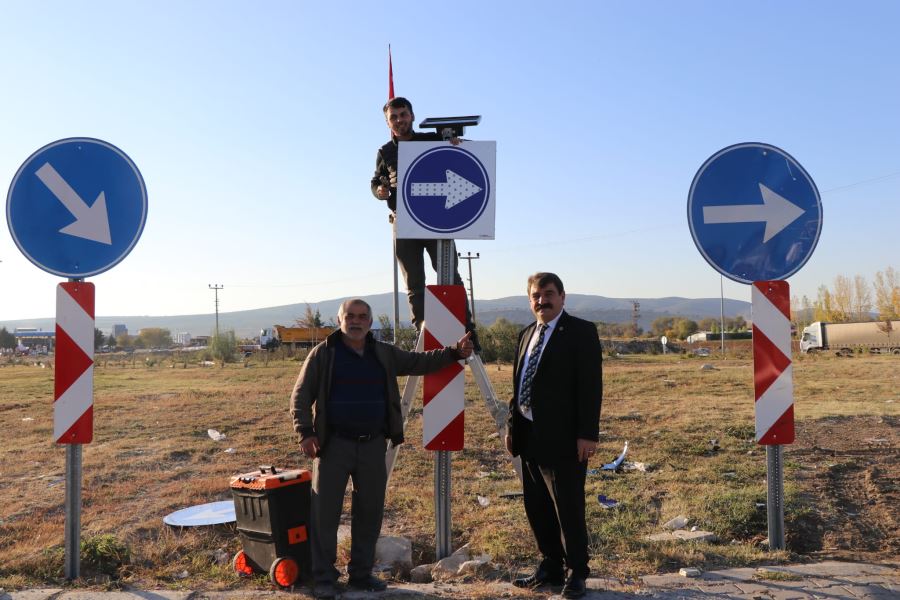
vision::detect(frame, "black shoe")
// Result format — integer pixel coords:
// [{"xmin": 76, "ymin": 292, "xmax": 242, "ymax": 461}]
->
[
  {"xmin": 348, "ymin": 574, "xmax": 387, "ymax": 592},
  {"xmin": 313, "ymin": 582, "xmax": 338, "ymax": 599},
  {"xmin": 513, "ymin": 566, "xmax": 565, "ymax": 588},
  {"xmin": 562, "ymin": 574, "xmax": 587, "ymax": 598}
]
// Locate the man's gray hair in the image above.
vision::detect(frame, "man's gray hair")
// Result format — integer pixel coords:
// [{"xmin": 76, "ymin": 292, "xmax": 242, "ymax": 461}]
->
[{"xmin": 337, "ymin": 298, "xmax": 373, "ymax": 322}]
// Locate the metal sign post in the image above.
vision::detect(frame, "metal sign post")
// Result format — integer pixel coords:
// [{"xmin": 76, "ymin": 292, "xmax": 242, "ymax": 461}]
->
[
  {"xmin": 688, "ymin": 143, "xmax": 820, "ymax": 553},
  {"xmin": 391, "ymin": 117, "xmax": 497, "ymax": 560},
  {"xmin": 7, "ymin": 137, "xmax": 147, "ymax": 580},
  {"xmin": 434, "ymin": 240, "xmax": 454, "ymax": 559},
  {"xmin": 64, "ymin": 443, "xmax": 82, "ymax": 579}
]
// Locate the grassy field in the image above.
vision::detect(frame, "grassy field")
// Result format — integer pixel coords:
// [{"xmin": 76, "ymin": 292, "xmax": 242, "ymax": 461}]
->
[{"xmin": 0, "ymin": 349, "xmax": 897, "ymax": 590}]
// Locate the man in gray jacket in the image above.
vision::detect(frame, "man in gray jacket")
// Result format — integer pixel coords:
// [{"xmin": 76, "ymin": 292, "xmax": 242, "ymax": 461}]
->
[{"xmin": 290, "ymin": 298, "xmax": 473, "ymax": 599}]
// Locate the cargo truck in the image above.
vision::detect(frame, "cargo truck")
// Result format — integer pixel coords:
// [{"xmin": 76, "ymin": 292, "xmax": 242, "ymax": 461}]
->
[
  {"xmin": 259, "ymin": 325, "xmax": 335, "ymax": 350},
  {"xmin": 799, "ymin": 320, "xmax": 900, "ymax": 355}
]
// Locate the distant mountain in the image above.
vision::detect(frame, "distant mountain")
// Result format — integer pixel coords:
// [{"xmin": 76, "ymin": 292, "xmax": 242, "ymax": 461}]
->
[{"xmin": 1, "ymin": 292, "xmax": 751, "ymax": 339}]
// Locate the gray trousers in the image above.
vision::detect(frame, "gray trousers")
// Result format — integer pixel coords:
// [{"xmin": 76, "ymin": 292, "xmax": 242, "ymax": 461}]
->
[{"xmin": 310, "ymin": 434, "xmax": 387, "ymax": 585}]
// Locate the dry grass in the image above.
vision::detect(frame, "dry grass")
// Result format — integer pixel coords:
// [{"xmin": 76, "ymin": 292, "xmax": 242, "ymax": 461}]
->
[{"xmin": 0, "ymin": 350, "xmax": 897, "ymax": 590}]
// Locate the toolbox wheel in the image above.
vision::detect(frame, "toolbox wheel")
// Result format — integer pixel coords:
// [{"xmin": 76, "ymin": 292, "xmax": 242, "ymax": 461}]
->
[
  {"xmin": 269, "ymin": 556, "xmax": 299, "ymax": 588},
  {"xmin": 232, "ymin": 550, "xmax": 254, "ymax": 577}
]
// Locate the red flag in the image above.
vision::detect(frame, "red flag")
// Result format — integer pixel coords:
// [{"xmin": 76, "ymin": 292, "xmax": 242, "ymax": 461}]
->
[{"xmin": 388, "ymin": 45, "xmax": 395, "ymax": 99}]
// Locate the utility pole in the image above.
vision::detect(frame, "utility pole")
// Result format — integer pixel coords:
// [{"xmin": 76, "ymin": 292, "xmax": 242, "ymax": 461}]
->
[
  {"xmin": 631, "ymin": 300, "xmax": 641, "ymax": 336},
  {"xmin": 209, "ymin": 284, "xmax": 223, "ymax": 337},
  {"xmin": 457, "ymin": 251, "xmax": 480, "ymax": 322}
]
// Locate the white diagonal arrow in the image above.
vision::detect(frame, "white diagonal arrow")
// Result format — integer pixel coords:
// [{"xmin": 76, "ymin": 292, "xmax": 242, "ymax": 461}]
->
[
  {"xmin": 35, "ymin": 162, "xmax": 112, "ymax": 245},
  {"xmin": 702, "ymin": 183, "xmax": 805, "ymax": 243},
  {"xmin": 411, "ymin": 170, "xmax": 482, "ymax": 209}
]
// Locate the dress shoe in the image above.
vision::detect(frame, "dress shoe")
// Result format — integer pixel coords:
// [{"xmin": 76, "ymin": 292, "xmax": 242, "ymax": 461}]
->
[
  {"xmin": 562, "ymin": 574, "xmax": 587, "ymax": 598},
  {"xmin": 348, "ymin": 573, "xmax": 388, "ymax": 592},
  {"xmin": 313, "ymin": 582, "xmax": 337, "ymax": 599},
  {"xmin": 513, "ymin": 566, "xmax": 565, "ymax": 588}
]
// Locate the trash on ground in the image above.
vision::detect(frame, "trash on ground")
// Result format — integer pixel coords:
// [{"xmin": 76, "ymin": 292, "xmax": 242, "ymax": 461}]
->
[
  {"xmin": 622, "ymin": 461, "xmax": 649, "ymax": 472},
  {"xmin": 223, "ymin": 447, "xmax": 236, "ymax": 454},
  {"xmin": 476, "ymin": 495, "xmax": 490, "ymax": 507},
  {"xmin": 208, "ymin": 429, "xmax": 226, "ymax": 441},
  {"xmin": 22, "ymin": 417, "xmax": 34, "ymax": 422},
  {"xmin": 601, "ymin": 441, "xmax": 629, "ymax": 470},
  {"xmin": 597, "ymin": 494, "xmax": 619, "ymax": 509}
]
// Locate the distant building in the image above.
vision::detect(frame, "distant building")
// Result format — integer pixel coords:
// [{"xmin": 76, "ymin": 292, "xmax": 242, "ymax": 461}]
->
[
  {"xmin": 687, "ymin": 330, "xmax": 752, "ymax": 343},
  {"xmin": 192, "ymin": 335, "xmax": 211, "ymax": 347},
  {"xmin": 13, "ymin": 328, "xmax": 55, "ymax": 351},
  {"xmin": 175, "ymin": 332, "xmax": 192, "ymax": 346},
  {"xmin": 113, "ymin": 324, "xmax": 128, "ymax": 338}
]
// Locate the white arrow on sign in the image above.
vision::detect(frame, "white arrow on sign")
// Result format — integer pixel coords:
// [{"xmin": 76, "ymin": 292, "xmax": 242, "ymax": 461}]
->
[
  {"xmin": 411, "ymin": 170, "xmax": 482, "ymax": 209},
  {"xmin": 35, "ymin": 163, "xmax": 112, "ymax": 245},
  {"xmin": 702, "ymin": 183, "xmax": 805, "ymax": 243}
]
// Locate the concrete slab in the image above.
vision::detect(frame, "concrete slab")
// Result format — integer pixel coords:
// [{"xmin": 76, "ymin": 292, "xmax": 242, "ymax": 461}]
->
[
  {"xmin": 700, "ymin": 567, "xmax": 758, "ymax": 582},
  {"xmin": 59, "ymin": 593, "xmax": 192, "ymax": 599},
  {"xmin": 4, "ymin": 591, "xmax": 65, "ymax": 600}
]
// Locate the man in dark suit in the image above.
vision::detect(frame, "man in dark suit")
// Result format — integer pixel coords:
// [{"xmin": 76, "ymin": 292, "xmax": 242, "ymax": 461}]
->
[{"xmin": 506, "ymin": 272, "xmax": 603, "ymax": 599}]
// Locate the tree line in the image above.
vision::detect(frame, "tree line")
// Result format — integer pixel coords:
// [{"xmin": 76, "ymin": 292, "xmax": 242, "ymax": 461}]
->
[{"xmin": 791, "ymin": 266, "xmax": 899, "ymax": 331}]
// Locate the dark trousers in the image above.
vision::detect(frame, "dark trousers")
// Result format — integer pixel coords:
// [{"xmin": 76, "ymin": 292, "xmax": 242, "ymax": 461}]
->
[
  {"xmin": 395, "ymin": 238, "xmax": 473, "ymax": 330},
  {"xmin": 519, "ymin": 422, "xmax": 590, "ymax": 578},
  {"xmin": 310, "ymin": 435, "xmax": 387, "ymax": 585}
]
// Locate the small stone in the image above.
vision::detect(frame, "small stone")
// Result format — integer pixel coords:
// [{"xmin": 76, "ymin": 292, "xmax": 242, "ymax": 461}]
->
[
  {"xmin": 673, "ymin": 530, "xmax": 718, "ymax": 542},
  {"xmin": 457, "ymin": 554, "xmax": 491, "ymax": 576},
  {"xmin": 663, "ymin": 515, "xmax": 689, "ymax": 530},
  {"xmin": 375, "ymin": 535, "xmax": 412, "ymax": 570},
  {"xmin": 679, "ymin": 567, "xmax": 701, "ymax": 577},
  {"xmin": 410, "ymin": 564, "xmax": 433, "ymax": 583}
]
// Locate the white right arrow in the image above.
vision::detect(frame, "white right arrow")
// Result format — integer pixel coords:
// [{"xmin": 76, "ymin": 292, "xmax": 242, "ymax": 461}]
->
[
  {"xmin": 35, "ymin": 162, "xmax": 112, "ymax": 245},
  {"xmin": 411, "ymin": 170, "xmax": 482, "ymax": 209},
  {"xmin": 702, "ymin": 183, "xmax": 805, "ymax": 243}
]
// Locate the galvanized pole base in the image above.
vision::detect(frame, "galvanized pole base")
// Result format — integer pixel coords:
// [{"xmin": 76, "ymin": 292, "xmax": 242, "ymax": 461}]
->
[
  {"xmin": 65, "ymin": 443, "xmax": 82, "ymax": 579},
  {"xmin": 434, "ymin": 239, "xmax": 454, "ymax": 559},
  {"xmin": 766, "ymin": 444, "xmax": 785, "ymax": 550}
]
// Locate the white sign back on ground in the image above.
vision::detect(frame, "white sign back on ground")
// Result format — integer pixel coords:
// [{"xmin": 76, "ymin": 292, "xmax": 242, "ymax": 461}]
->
[{"xmin": 396, "ymin": 141, "xmax": 496, "ymax": 239}]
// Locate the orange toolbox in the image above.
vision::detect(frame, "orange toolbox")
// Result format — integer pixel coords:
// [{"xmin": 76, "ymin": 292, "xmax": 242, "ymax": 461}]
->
[{"xmin": 229, "ymin": 465, "xmax": 311, "ymax": 588}]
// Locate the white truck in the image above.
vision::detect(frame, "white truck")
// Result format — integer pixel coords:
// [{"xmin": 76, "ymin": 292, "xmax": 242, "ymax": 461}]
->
[{"xmin": 800, "ymin": 320, "xmax": 900, "ymax": 355}]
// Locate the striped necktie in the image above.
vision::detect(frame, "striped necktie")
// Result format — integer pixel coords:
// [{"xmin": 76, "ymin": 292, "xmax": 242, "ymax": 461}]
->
[{"xmin": 519, "ymin": 324, "xmax": 548, "ymax": 413}]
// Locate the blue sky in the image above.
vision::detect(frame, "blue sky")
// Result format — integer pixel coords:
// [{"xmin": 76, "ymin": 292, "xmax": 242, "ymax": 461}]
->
[{"xmin": 2, "ymin": 1, "xmax": 898, "ymax": 323}]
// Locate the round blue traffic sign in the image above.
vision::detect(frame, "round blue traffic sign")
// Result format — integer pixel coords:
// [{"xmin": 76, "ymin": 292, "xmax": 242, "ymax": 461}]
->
[
  {"xmin": 402, "ymin": 146, "xmax": 490, "ymax": 234},
  {"xmin": 687, "ymin": 143, "xmax": 822, "ymax": 284},
  {"xmin": 7, "ymin": 138, "xmax": 147, "ymax": 278}
]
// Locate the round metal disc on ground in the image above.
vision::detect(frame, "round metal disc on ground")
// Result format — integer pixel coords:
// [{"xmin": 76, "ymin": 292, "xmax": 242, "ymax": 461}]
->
[{"xmin": 163, "ymin": 500, "xmax": 235, "ymax": 526}]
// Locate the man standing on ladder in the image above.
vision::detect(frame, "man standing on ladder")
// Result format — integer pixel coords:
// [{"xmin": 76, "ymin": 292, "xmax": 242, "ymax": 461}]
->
[{"xmin": 371, "ymin": 96, "xmax": 479, "ymax": 348}]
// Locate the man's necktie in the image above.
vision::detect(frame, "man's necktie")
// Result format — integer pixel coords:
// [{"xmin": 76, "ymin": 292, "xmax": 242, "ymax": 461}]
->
[{"xmin": 519, "ymin": 324, "xmax": 548, "ymax": 413}]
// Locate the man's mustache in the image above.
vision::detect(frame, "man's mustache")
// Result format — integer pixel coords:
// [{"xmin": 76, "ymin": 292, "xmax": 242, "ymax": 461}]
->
[{"xmin": 535, "ymin": 303, "xmax": 554, "ymax": 310}]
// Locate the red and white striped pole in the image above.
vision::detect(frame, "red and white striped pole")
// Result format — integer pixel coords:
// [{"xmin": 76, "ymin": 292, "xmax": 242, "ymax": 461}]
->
[
  {"xmin": 423, "ymin": 285, "xmax": 466, "ymax": 451},
  {"xmin": 56, "ymin": 282, "xmax": 95, "ymax": 443},
  {"xmin": 56, "ymin": 281, "xmax": 95, "ymax": 580},
  {"xmin": 424, "ymin": 282, "xmax": 466, "ymax": 559},
  {"xmin": 751, "ymin": 280, "xmax": 793, "ymax": 550}
]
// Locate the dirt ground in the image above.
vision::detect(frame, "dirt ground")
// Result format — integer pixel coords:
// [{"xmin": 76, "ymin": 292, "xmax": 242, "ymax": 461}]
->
[{"xmin": 788, "ymin": 414, "xmax": 900, "ymax": 559}]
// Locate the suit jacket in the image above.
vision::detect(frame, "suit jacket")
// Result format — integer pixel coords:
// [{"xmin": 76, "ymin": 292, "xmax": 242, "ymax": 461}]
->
[{"xmin": 507, "ymin": 311, "xmax": 603, "ymax": 464}]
